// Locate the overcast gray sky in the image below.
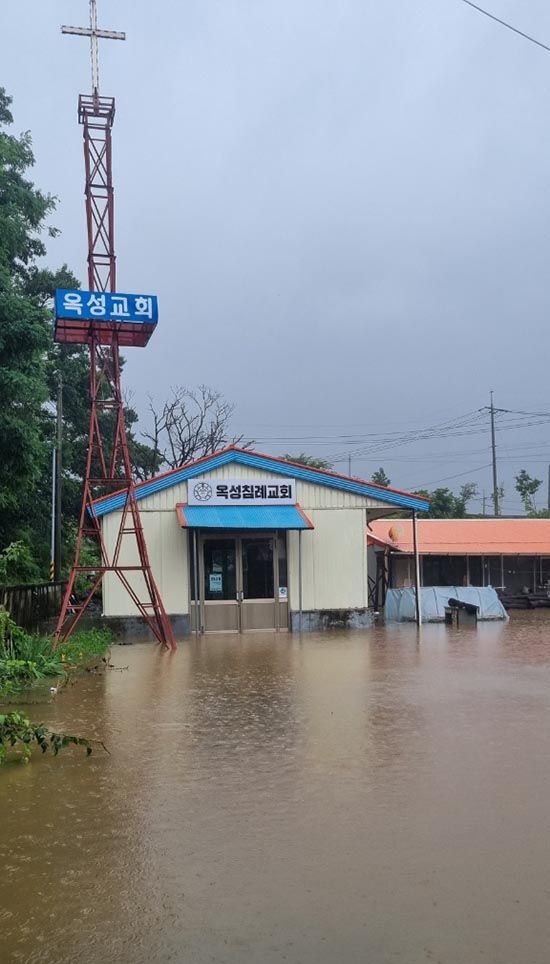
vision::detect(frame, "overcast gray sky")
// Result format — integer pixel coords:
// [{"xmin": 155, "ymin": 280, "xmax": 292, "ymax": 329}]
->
[{"xmin": 4, "ymin": 0, "xmax": 550, "ymax": 512}]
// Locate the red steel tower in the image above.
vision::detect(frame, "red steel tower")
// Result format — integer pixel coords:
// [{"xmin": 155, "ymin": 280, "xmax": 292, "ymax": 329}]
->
[{"xmin": 54, "ymin": 3, "xmax": 175, "ymax": 650}]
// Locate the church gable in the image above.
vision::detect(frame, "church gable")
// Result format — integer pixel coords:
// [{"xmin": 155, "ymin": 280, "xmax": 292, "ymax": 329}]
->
[{"xmin": 92, "ymin": 447, "xmax": 429, "ymax": 518}]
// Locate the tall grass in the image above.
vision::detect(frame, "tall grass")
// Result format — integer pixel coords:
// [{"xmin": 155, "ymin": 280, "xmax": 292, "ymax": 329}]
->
[
  {"xmin": 57, "ymin": 628, "xmax": 112, "ymax": 664},
  {"xmin": 0, "ymin": 611, "xmax": 112, "ymax": 698}
]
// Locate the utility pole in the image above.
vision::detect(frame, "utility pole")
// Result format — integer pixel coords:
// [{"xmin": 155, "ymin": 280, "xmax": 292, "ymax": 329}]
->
[
  {"xmin": 348, "ymin": 454, "xmax": 352, "ymax": 477},
  {"xmin": 412, "ymin": 510, "xmax": 422, "ymax": 627},
  {"xmin": 547, "ymin": 464, "xmax": 550, "ymax": 513},
  {"xmin": 54, "ymin": 377, "xmax": 63, "ymax": 581},
  {"xmin": 490, "ymin": 391, "xmax": 499, "ymax": 516},
  {"xmin": 50, "ymin": 449, "xmax": 56, "ymax": 581},
  {"xmin": 482, "ymin": 490, "xmax": 486, "ymax": 517}
]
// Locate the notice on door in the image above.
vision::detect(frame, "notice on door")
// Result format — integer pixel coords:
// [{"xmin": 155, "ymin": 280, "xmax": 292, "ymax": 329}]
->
[{"xmin": 209, "ymin": 573, "xmax": 223, "ymax": 593}]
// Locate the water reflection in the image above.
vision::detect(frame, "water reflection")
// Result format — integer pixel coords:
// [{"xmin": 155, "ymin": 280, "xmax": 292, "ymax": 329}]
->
[{"xmin": 2, "ymin": 615, "xmax": 550, "ymax": 963}]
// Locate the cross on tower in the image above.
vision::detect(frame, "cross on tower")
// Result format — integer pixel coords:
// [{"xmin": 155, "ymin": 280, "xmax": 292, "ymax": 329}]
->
[{"xmin": 62, "ymin": 0, "xmax": 125, "ymax": 95}]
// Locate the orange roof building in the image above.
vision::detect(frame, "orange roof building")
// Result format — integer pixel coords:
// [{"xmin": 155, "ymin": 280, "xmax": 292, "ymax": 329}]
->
[
  {"xmin": 368, "ymin": 518, "xmax": 550, "ymax": 556},
  {"xmin": 367, "ymin": 518, "xmax": 550, "ymax": 604}
]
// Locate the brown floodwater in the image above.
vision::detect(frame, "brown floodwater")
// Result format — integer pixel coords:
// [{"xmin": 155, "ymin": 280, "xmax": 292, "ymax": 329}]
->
[{"xmin": 2, "ymin": 614, "xmax": 550, "ymax": 963}]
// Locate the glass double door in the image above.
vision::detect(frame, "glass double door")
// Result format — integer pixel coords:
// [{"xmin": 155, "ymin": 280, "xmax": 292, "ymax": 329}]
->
[{"xmin": 197, "ymin": 534, "xmax": 286, "ymax": 632}]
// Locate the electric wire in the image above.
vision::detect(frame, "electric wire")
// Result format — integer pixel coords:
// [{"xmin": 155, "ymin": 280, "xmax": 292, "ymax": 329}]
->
[
  {"xmin": 407, "ymin": 463, "xmax": 493, "ymax": 490},
  {"xmin": 247, "ymin": 409, "xmax": 550, "ymax": 454},
  {"xmin": 460, "ymin": 0, "xmax": 550, "ymax": 53},
  {"xmin": 242, "ymin": 404, "xmax": 550, "ymax": 497}
]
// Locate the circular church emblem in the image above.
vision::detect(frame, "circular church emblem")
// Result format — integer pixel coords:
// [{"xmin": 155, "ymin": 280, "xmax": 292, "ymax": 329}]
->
[{"xmin": 193, "ymin": 481, "xmax": 213, "ymax": 502}]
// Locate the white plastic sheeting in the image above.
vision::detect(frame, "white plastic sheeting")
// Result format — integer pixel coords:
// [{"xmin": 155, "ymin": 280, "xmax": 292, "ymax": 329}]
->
[{"xmin": 385, "ymin": 586, "xmax": 508, "ymax": 623}]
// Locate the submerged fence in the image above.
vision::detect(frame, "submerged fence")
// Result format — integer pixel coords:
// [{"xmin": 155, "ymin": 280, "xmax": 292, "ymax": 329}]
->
[{"xmin": 0, "ymin": 582, "xmax": 66, "ymax": 632}]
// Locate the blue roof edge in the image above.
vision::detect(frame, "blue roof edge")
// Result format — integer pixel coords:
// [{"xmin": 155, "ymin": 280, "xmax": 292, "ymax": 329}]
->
[
  {"xmin": 92, "ymin": 449, "xmax": 429, "ymax": 518},
  {"xmin": 179, "ymin": 504, "xmax": 313, "ymax": 530}
]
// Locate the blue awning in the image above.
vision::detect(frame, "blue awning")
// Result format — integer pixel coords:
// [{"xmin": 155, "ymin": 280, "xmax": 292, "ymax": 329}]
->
[{"xmin": 176, "ymin": 503, "xmax": 314, "ymax": 530}]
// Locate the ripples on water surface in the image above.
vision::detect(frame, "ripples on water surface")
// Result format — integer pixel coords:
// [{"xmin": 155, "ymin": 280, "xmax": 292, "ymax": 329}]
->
[{"xmin": 2, "ymin": 614, "xmax": 550, "ymax": 963}]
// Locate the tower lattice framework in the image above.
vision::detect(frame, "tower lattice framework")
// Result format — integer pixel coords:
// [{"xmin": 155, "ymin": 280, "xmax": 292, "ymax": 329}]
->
[{"xmin": 54, "ymin": 91, "xmax": 176, "ymax": 650}]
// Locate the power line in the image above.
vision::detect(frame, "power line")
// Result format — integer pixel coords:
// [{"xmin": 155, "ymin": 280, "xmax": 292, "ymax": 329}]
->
[
  {"xmin": 247, "ymin": 409, "xmax": 550, "ymax": 452},
  {"xmin": 242, "ymin": 407, "xmax": 482, "ymax": 430},
  {"xmin": 496, "ymin": 407, "xmax": 550, "ymax": 418},
  {"xmin": 460, "ymin": 1, "xmax": 550, "ymax": 54},
  {"xmin": 250, "ymin": 408, "xmax": 487, "ymax": 445},
  {"xmin": 325, "ymin": 410, "xmax": 489, "ymax": 462},
  {"xmin": 407, "ymin": 463, "xmax": 493, "ymax": 490},
  {"xmin": 326, "ymin": 414, "xmax": 550, "ymax": 464},
  {"xmin": 244, "ymin": 406, "xmax": 550, "ymax": 493}
]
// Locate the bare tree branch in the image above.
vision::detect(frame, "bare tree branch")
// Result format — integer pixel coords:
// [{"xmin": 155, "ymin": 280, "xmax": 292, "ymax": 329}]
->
[{"xmin": 138, "ymin": 385, "xmax": 253, "ymax": 475}]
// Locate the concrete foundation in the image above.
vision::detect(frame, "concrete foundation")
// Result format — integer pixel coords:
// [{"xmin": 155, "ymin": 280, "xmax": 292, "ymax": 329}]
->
[
  {"xmin": 102, "ymin": 613, "xmax": 190, "ymax": 643},
  {"xmin": 102, "ymin": 610, "xmax": 375, "ymax": 639},
  {"xmin": 290, "ymin": 608, "xmax": 375, "ymax": 632}
]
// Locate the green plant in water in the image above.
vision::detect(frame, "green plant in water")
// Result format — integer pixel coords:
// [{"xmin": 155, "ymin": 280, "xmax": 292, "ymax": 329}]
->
[
  {"xmin": 0, "ymin": 612, "xmax": 112, "ymax": 696},
  {"xmin": 56, "ymin": 628, "xmax": 112, "ymax": 664},
  {"xmin": 0, "ymin": 613, "xmax": 66, "ymax": 696},
  {"xmin": 0, "ymin": 655, "xmax": 65, "ymax": 691},
  {"xmin": 0, "ymin": 711, "xmax": 108, "ymax": 765}
]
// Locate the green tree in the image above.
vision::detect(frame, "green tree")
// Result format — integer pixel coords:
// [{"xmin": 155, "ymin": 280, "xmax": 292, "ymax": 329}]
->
[
  {"xmin": 0, "ymin": 89, "xmax": 122, "ymax": 578},
  {"xmin": 371, "ymin": 467, "xmax": 391, "ymax": 487},
  {"xmin": 0, "ymin": 542, "xmax": 37, "ymax": 587},
  {"xmin": 0, "ymin": 88, "xmax": 56, "ymax": 569},
  {"xmin": 414, "ymin": 483, "xmax": 478, "ymax": 518},
  {"xmin": 282, "ymin": 453, "xmax": 333, "ymax": 470},
  {"xmin": 457, "ymin": 482, "xmax": 478, "ymax": 513},
  {"xmin": 29, "ymin": 266, "xmax": 86, "ymax": 547},
  {"xmin": 515, "ymin": 469, "xmax": 542, "ymax": 516}
]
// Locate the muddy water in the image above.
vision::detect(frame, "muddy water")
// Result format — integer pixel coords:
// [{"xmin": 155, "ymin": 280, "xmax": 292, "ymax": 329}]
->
[{"xmin": 2, "ymin": 616, "xmax": 550, "ymax": 963}]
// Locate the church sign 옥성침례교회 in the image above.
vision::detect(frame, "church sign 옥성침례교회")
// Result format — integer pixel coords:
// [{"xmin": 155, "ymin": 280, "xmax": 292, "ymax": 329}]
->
[{"xmin": 188, "ymin": 478, "xmax": 297, "ymax": 507}]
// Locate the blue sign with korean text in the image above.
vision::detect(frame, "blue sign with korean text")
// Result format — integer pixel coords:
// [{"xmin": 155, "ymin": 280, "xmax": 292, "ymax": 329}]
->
[{"xmin": 55, "ymin": 289, "xmax": 158, "ymax": 325}]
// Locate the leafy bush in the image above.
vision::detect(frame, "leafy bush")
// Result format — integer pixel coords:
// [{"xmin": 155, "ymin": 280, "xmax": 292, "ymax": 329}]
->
[
  {"xmin": 0, "ymin": 656, "xmax": 64, "ymax": 697},
  {"xmin": 0, "ymin": 711, "xmax": 107, "ymax": 765},
  {"xmin": 0, "ymin": 611, "xmax": 112, "ymax": 697},
  {"xmin": 0, "ymin": 659, "xmax": 44, "ymax": 682},
  {"xmin": 0, "ymin": 542, "xmax": 39, "ymax": 587}
]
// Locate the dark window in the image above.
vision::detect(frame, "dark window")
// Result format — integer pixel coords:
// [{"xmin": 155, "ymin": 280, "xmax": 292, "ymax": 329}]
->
[{"xmin": 242, "ymin": 539, "xmax": 274, "ymax": 599}]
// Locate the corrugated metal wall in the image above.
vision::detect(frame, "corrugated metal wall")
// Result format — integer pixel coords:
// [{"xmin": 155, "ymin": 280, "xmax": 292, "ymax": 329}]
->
[
  {"xmin": 288, "ymin": 509, "xmax": 368, "ymax": 611},
  {"xmin": 103, "ymin": 509, "xmax": 189, "ymax": 616}
]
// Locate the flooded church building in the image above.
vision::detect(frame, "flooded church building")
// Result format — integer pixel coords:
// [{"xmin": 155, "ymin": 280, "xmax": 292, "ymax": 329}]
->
[{"xmin": 93, "ymin": 447, "xmax": 427, "ymax": 635}]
